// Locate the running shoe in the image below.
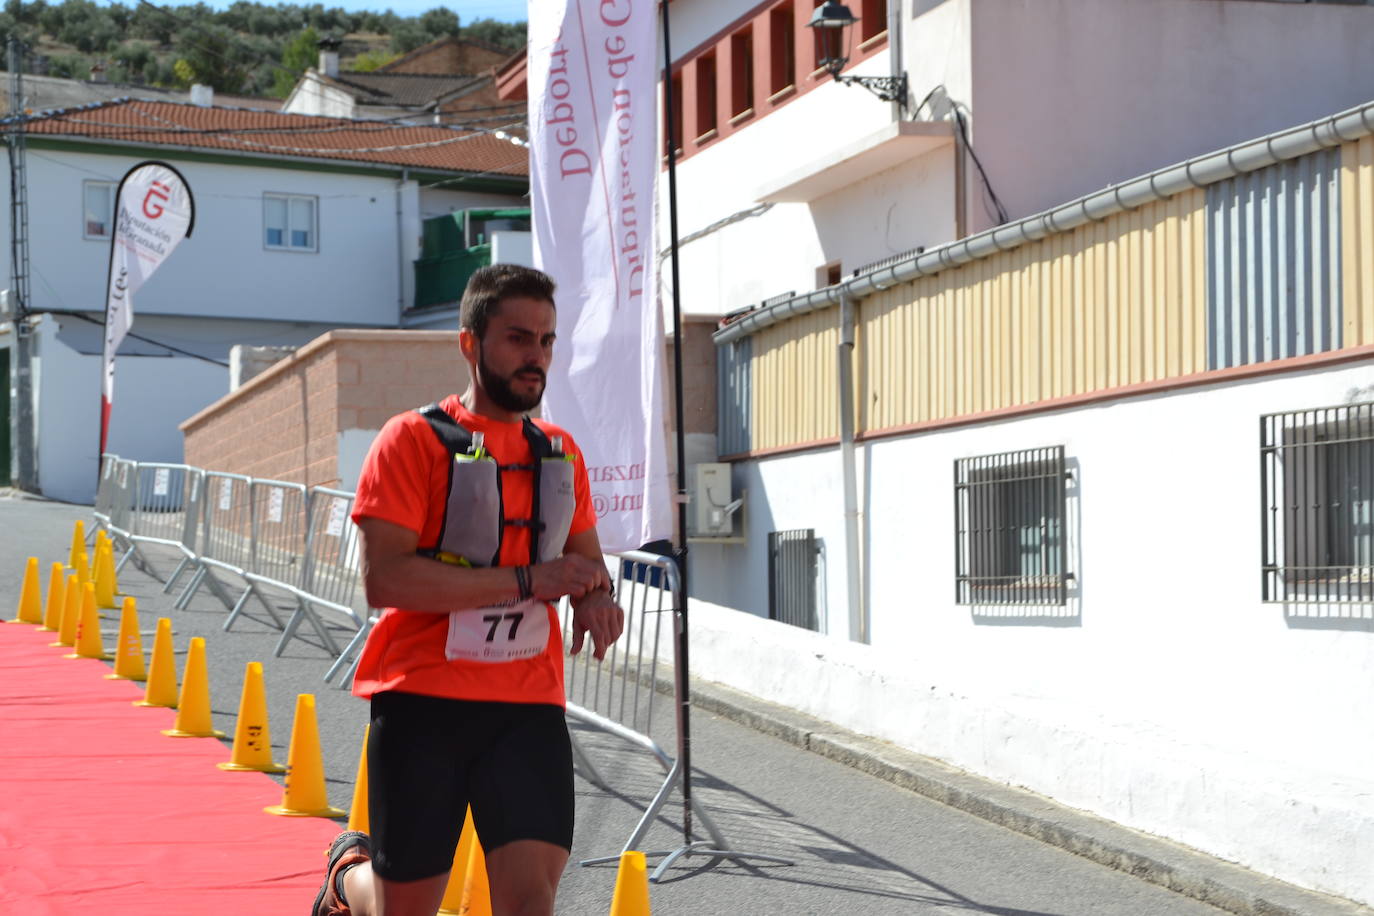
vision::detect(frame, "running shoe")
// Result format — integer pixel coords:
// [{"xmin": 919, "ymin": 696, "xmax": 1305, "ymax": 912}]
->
[{"xmin": 312, "ymin": 830, "xmax": 371, "ymax": 916}]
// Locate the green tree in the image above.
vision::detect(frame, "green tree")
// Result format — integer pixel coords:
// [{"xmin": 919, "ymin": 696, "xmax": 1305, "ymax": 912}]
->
[
  {"xmin": 269, "ymin": 25, "xmax": 317, "ymax": 98},
  {"xmin": 172, "ymin": 23, "xmax": 248, "ymax": 93},
  {"xmin": 389, "ymin": 20, "xmax": 426, "ymax": 54},
  {"xmin": 463, "ymin": 18, "xmax": 526, "ymax": 52},
  {"xmin": 350, "ymin": 47, "xmax": 397, "ymax": 72},
  {"xmin": 418, "ymin": 6, "xmax": 458, "ymax": 39}
]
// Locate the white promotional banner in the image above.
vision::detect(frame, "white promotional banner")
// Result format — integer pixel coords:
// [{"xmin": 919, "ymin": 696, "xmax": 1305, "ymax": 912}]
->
[
  {"xmin": 528, "ymin": 0, "xmax": 671, "ymax": 551},
  {"xmin": 100, "ymin": 161, "xmax": 195, "ymax": 458}
]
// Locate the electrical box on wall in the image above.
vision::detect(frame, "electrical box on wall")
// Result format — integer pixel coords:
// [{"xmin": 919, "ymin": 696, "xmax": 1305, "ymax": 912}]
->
[{"xmin": 691, "ymin": 462, "xmax": 744, "ymax": 539}]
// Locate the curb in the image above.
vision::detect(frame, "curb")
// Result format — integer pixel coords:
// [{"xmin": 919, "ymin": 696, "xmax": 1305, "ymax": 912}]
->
[{"xmin": 677, "ymin": 671, "xmax": 1372, "ymax": 916}]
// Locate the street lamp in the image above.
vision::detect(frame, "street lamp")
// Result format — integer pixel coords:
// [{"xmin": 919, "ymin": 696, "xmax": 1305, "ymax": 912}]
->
[{"xmin": 806, "ymin": 1, "xmax": 908, "ymax": 108}]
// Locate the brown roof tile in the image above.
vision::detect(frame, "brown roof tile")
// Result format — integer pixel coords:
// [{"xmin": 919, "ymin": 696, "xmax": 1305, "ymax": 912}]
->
[{"xmin": 19, "ymin": 98, "xmax": 528, "ymax": 178}]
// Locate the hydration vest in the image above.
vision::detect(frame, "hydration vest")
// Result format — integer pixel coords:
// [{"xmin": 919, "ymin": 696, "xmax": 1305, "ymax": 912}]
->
[{"xmin": 415, "ymin": 403, "xmax": 576, "ymax": 567}]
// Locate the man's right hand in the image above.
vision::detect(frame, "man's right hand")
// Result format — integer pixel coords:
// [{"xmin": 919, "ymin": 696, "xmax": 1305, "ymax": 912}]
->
[{"xmin": 530, "ymin": 554, "xmax": 610, "ymax": 601}]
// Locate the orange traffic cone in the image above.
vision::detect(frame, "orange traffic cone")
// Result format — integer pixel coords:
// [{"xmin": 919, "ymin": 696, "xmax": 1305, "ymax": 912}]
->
[
  {"xmin": 264, "ymin": 695, "xmax": 345, "ymax": 817},
  {"xmin": 609, "ymin": 851, "xmax": 651, "ymax": 916},
  {"xmin": 135, "ymin": 618, "xmax": 178, "ymax": 708},
  {"xmin": 68, "ymin": 519, "xmax": 85, "ymax": 571},
  {"xmin": 105, "ymin": 597, "xmax": 146, "ymax": 681},
  {"xmin": 217, "ymin": 662, "xmax": 285, "ymax": 772},
  {"xmin": 346, "ymin": 725, "xmax": 370, "ymax": 832},
  {"xmin": 51, "ymin": 573, "xmax": 80, "ymax": 647},
  {"xmin": 459, "ymin": 836, "xmax": 493, "ymax": 916},
  {"xmin": 438, "ymin": 808, "xmax": 484, "ymax": 916},
  {"xmin": 162, "ymin": 637, "xmax": 225, "ymax": 737},
  {"xmin": 94, "ymin": 539, "xmax": 118, "ymax": 610},
  {"xmin": 66, "ymin": 582, "xmax": 111, "ymax": 660},
  {"xmin": 39, "ymin": 561, "xmax": 65, "ymax": 632},
  {"xmin": 9, "ymin": 557, "xmax": 42, "ymax": 624}
]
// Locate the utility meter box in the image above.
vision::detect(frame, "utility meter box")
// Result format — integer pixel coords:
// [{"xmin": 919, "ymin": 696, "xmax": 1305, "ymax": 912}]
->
[{"xmin": 692, "ymin": 462, "xmax": 740, "ymax": 537}]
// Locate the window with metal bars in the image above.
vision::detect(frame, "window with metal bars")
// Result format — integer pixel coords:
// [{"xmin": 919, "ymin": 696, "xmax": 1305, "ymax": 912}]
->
[
  {"xmin": 955, "ymin": 446, "xmax": 1069, "ymax": 606},
  {"xmin": 1261, "ymin": 401, "xmax": 1374, "ymax": 603},
  {"xmin": 768, "ymin": 528, "xmax": 819, "ymax": 631}
]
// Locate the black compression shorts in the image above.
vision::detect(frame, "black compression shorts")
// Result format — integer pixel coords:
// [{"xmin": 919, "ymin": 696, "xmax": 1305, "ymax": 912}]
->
[{"xmin": 366, "ymin": 691, "xmax": 574, "ymax": 883}]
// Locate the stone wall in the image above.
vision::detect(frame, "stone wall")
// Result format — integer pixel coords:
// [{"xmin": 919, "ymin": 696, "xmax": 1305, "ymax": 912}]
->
[{"xmin": 181, "ymin": 330, "xmax": 465, "ymax": 489}]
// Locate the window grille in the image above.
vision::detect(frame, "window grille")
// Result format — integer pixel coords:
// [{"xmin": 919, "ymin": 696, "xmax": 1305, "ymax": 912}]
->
[
  {"xmin": 954, "ymin": 446, "xmax": 1069, "ymax": 606},
  {"xmin": 1261, "ymin": 401, "xmax": 1374, "ymax": 603},
  {"xmin": 768, "ymin": 528, "xmax": 818, "ymax": 631}
]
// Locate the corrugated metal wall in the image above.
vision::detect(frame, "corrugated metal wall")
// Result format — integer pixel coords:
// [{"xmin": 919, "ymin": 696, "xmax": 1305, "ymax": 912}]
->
[
  {"xmin": 1206, "ymin": 149, "xmax": 1343, "ymax": 369},
  {"xmin": 1344, "ymin": 137, "xmax": 1374, "ymax": 348},
  {"xmin": 858, "ymin": 189, "xmax": 1206, "ymax": 433},
  {"xmin": 718, "ymin": 139, "xmax": 1374, "ymax": 457},
  {"xmin": 717, "ymin": 335, "xmax": 752, "ymax": 456},
  {"xmin": 749, "ymin": 307, "xmax": 839, "ymax": 451}
]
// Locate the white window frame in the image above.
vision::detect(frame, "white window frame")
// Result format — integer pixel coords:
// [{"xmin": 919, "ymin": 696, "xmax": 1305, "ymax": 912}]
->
[
  {"xmin": 83, "ymin": 180, "xmax": 115, "ymax": 241},
  {"xmin": 263, "ymin": 192, "xmax": 318, "ymax": 253}
]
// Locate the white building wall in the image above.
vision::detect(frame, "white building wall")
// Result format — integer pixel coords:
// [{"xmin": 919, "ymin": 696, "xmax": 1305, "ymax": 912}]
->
[
  {"xmin": 17, "ymin": 150, "xmax": 405, "ymax": 326},
  {"xmin": 32, "ymin": 315, "xmax": 227, "ymax": 503},
  {"xmin": 966, "ymin": 0, "xmax": 1374, "ymax": 232},
  {"xmin": 687, "ymin": 356, "xmax": 1374, "ymax": 904},
  {"xmin": 282, "ymin": 74, "xmax": 356, "ymax": 118}
]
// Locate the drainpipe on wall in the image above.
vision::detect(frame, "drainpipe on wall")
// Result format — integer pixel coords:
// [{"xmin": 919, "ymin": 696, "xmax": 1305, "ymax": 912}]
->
[
  {"xmin": 838, "ymin": 293, "xmax": 867, "ymax": 644},
  {"xmin": 396, "ymin": 168, "xmax": 408, "ymax": 322},
  {"xmin": 889, "ymin": 0, "xmax": 904, "ymax": 121}
]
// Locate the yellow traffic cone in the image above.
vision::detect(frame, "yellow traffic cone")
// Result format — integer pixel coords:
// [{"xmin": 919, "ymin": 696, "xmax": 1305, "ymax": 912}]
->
[
  {"xmin": 105, "ymin": 597, "xmax": 146, "ymax": 681},
  {"xmin": 51, "ymin": 574, "xmax": 80, "ymax": 647},
  {"xmin": 74, "ymin": 550, "xmax": 91, "ymax": 587},
  {"xmin": 135, "ymin": 618, "xmax": 178, "ymax": 708},
  {"xmin": 346, "ymin": 725, "xmax": 370, "ymax": 832},
  {"xmin": 438, "ymin": 808, "xmax": 482, "ymax": 916},
  {"xmin": 264, "ymin": 694, "xmax": 345, "ymax": 817},
  {"xmin": 68, "ymin": 519, "xmax": 85, "ymax": 571},
  {"xmin": 459, "ymin": 836, "xmax": 493, "ymax": 916},
  {"xmin": 609, "ymin": 851, "xmax": 651, "ymax": 916},
  {"xmin": 39, "ymin": 562, "xmax": 65, "ymax": 632},
  {"xmin": 217, "ymin": 662, "xmax": 285, "ymax": 772},
  {"xmin": 162, "ymin": 637, "xmax": 225, "ymax": 738},
  {"xmin": 94, "ymin": 540, "xmax": 118, "ymax": 610},
  {"xmin": 8, "ymin": 557, "xmax": 43, "ymax": 624},
  {"xmin": 66, "ymin": 582, "xmax": 111, "ymax": 660}
]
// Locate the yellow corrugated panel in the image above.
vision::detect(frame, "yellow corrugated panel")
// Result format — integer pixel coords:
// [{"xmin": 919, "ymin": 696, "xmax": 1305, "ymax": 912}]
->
[
  {"xmin": 752, "ymin": 188, "xmax": 1216, "ymax": 450},
  {"xmin": 1345, "ymin": 138, "xmax": 1374, "ymax": 347},
  {"xmin": 750, "ymin": 307, "xmax": 839, "ymax": 450}
]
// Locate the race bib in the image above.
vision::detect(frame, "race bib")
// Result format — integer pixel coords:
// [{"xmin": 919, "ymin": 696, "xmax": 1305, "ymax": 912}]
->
[{"xmin": 445, "ymin": 599, "xmax": 551, "ymax": 663}]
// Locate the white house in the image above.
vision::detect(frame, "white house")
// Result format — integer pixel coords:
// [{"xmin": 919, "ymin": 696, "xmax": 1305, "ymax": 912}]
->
[
  {"xmin": 0, "ymin": 96, "xmax": 528, "ymax": 502},
  {"xmin": 495, "ymin": 0, "xmax": 1374, "ymax": 906}
]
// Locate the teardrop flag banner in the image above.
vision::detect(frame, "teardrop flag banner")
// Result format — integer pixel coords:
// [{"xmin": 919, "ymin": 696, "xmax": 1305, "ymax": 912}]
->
[{"xmin": 100, "ymin": 161, "xmax": 195, "ymax": 467}]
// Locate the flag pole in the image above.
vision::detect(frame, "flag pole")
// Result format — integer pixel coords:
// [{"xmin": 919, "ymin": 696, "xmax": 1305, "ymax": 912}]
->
[{"xmin": 660, "ymin": 0, "xmax": 694, "ymax": 842}]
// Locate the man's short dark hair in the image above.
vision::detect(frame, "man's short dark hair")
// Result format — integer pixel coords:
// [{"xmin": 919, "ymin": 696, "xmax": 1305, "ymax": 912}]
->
[{"xmin": 460, "ymin": 264, "xmax": 557, "ymax": 339}]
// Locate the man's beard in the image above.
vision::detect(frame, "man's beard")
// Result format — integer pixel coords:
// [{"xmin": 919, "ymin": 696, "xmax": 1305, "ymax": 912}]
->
[{"xmin": 478, "ymin": 349, "xmax": 545, "ymax": 413}]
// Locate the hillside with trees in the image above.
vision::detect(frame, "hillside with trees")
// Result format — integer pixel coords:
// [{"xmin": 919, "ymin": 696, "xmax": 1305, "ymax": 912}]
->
[{"xmin": 0, "ymin": 1, "xmax": 526, "ymax": 98}]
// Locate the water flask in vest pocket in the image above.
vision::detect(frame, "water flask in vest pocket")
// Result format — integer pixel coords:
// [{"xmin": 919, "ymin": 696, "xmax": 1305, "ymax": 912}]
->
[
  {"xmin": 437, "ymin": 449, "xmax": 502, "ymax": 567},
  {"xmin": 537, "ymin": 452, "xmax": 577, "ymax": 562}
]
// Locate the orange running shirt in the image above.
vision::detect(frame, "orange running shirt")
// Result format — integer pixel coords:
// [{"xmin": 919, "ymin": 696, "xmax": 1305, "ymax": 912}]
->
[{"xmin": 349, "ymin": 395, "xmax": 598, "ymax": 706}]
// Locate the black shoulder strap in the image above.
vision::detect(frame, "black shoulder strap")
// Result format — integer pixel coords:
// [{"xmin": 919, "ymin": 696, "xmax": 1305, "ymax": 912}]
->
[
  {"xmin": 414, "ymin": 403, "xmax": 480, "ymax": 557},
  {"xmin": 416, "ymin": 402, "xmax": 473, "ymax": 456},
  {"xmin": 522, "ymin": 418, "xmax": 553, "ymax": 565}
]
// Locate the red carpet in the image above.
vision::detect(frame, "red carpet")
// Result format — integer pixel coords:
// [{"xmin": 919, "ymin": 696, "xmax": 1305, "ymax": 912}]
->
[{"xmin": 0, "ymin": 622, "xmax": 339, "ymax": 915}]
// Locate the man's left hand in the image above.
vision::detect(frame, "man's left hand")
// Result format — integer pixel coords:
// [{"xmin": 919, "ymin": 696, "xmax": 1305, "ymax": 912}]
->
[{"xmin": 570, "ymin": 589, "xmax": 624, "ymax": 661}]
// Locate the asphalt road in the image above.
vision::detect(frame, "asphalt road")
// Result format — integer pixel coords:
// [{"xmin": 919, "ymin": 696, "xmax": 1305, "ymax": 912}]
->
[{"xmin": 0, "ymin": 493, "xmax": 1225, "ymax": 915}]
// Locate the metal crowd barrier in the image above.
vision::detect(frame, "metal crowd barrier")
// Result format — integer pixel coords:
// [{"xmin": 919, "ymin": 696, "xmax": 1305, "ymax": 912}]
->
[
  {"xmin": 93, "ymin": 453, "xmax": 368, "ymax": 660},
  {"xmin": 566, "ymin": 549, "xmax": 790, "ymax": 881}
]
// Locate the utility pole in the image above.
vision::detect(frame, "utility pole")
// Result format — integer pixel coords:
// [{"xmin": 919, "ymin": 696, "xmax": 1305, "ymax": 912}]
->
[{"xmin": 7, "ymin": 37, "xmax": 35, "ymax": 492}]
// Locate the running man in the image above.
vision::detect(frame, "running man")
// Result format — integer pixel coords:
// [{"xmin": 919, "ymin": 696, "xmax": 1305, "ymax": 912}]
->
[{"xmin": 313, "ymin": 264, "xmax": 624, "ymax": 916}]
